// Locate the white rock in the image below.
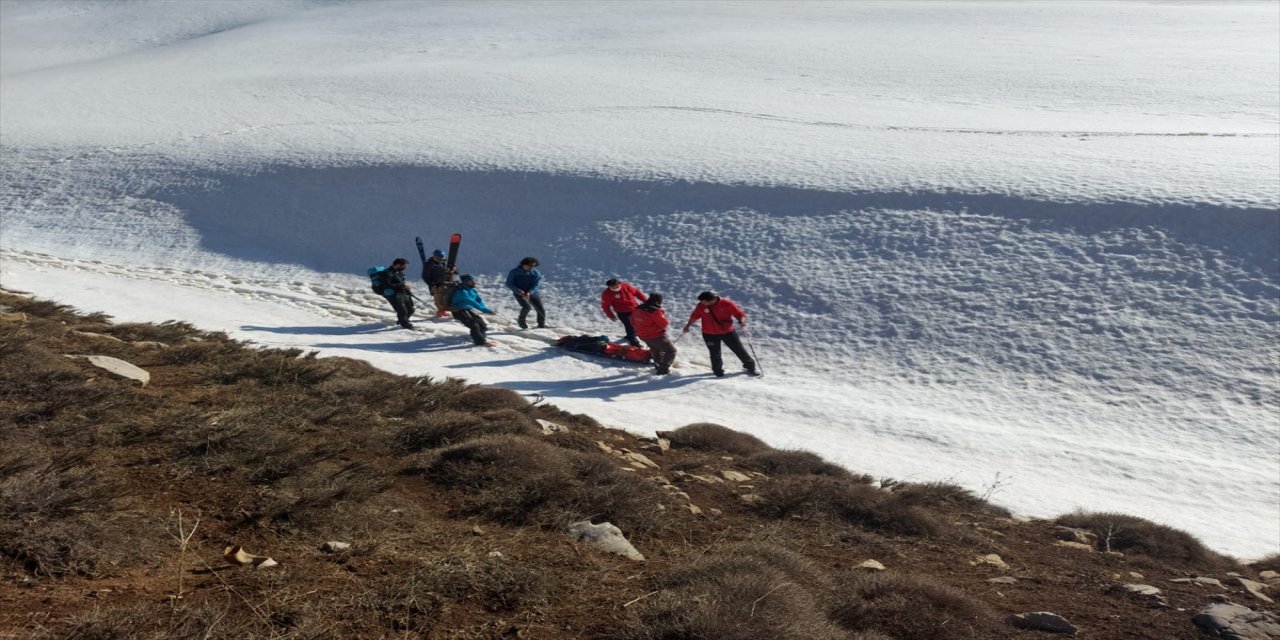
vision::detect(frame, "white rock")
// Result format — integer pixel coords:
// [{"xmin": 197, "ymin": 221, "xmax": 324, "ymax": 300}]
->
[
  {"xmin": 565, "ymin": 521, "xmax": 644, "ymax": 561},
  {"xmin": 857, "ymin": 559, "xmax": 886, "ymax": 571},
  {"xmin": 321, "ymin": 541, "xmax": 351, "ymax": 552},
  {"xmin": 68, "ymin": 354, "xmax": 150, "ymax": 387},
  {"xmin": 720, "ymin": 470, "xmax": 752, "ymax": 482}
]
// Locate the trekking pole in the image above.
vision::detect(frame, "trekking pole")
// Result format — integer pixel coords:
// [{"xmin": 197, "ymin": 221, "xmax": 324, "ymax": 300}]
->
[{"xmin": 743, "ymin": 327, "xmax": 763, "ymax": 376}]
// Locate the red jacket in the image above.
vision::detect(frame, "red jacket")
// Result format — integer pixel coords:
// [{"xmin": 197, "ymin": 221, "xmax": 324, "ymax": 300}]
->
[
  {"xmin": 600, "ymin": 282, "xmax": 647, "ymax": 317},
  {"xmin": 686, "ymin": 298, "xmax": 745, "ymax": 335},
  {"xmin": 631, "ymin": 306, "xmax": 669, "ymax": 340}
]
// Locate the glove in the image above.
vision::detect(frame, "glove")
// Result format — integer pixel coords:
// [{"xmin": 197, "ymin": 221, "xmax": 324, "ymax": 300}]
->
[{"xmin": 606, "ymin": 313, "xmax": 617, "ymax": 321}]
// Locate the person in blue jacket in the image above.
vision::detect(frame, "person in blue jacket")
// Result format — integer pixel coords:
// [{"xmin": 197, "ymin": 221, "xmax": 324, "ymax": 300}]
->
[
  {"xmin": 449, "ymin": 274, "xmax": 496, "ymax": 346},
  {"xmin": 505, "ymin": 256, "xmax": 546, "ymax": 329}
]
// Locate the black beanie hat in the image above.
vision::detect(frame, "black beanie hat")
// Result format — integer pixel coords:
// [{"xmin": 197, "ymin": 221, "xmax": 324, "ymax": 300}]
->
[{"xmin": 697, "ymin": 291, "xmax": 717, "ymax": 301}]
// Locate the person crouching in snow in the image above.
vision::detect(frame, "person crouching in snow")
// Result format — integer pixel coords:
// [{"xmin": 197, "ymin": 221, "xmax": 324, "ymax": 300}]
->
[
  {"xmin": 600, "ymin": 278, "xmax": 647, "ymax": 346},
  {"xmin": 632, "ymin": 293, "xmax": 676, "ymax": 375},
  {"xmin": 450, "ymin": 275, "xmax": 496, "ymax": 346},
  {"xmin": 682, "ymin": 290, "xmax": 757, "ymax": 377}
]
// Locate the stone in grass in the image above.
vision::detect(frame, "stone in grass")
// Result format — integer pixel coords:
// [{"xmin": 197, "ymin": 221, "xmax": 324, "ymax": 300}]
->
[
  {"xmin": 1007, "ymin": 612, "xmax": 1078, "ymax": 635},
  {"xmin": 565, "ymin": 521, "xmax": 644, "ymax": 561}
]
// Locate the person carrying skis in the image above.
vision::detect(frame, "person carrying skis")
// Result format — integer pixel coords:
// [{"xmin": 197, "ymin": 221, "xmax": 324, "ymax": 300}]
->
[
  {"xmin": 380, "ymin": 258, "xmax": 416, "ymax": 330},
  {"xmin": 422, "ymin": 249, "xmax": 457, "ymax": 318},
  {"xmin": 682, "ymin": 290, "xmax": 757, "ymax": 377},
  {"xmin": 449, "ymin": 275, "xmax": 496, "ymax": 346},
  {"xmin": 632, "ymin": 293, "xmax": 676, "ymax": 375},
  {"xmin": 506, "ymin": 256, "xmax": 546, "ymax": 329},
  {"xmin": 600, "ymin": 278, "xmax": 648, "ymax": 347}
]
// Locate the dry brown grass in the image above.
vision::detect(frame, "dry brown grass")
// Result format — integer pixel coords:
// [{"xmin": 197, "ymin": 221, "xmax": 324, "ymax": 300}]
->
[
  {"xmin": 1, "ymin": 292, "xmax": 1257, "ymax": 640},
  {"xmin": 828, "ymin": 571, "xmax": 1005, "ymax": 640},
  {"xmin": 753, "ymin": 475, "xmax": 945, "ymax": 537},
  {"xmin": 411, "ymin": 435, "xmax": 668, "ymax": 535},
  {"xmin": 620, "ymin": 542, "xmax": 852, "ymax": 640},
  {"xmin": 661, "ymin": 422, "xmax": 772, "ymax": 455},
  {"xmin": 746, "ymin": 448, "xmax": 868, "ymax": 480},
  {"xmin": 1055, "ymin": 511, "xmax": 1229, "ymax": 566}
]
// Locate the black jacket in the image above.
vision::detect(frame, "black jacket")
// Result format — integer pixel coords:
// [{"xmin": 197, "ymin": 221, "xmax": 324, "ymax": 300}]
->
[{"xmin": 422, "ymin": 257, "xmax": 453, "ymax": 288}]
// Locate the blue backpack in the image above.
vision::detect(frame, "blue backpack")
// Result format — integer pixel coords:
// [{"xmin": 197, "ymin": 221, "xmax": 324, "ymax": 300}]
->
[{"xmin": 367, "ymin": 266, "xmax": 393, "ymax": 296}]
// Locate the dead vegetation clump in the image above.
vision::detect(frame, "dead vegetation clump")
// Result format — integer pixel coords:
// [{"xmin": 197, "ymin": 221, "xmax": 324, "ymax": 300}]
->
[
  {"xmin": 753, "ymin": 475, "xmax": 944, "ymax": 537},
  {"xmin": 1055, "ymin": 511, "xmax": 1229, "ymax": 566},
  {"xmin": 661, "ymin": 422, "xmax": 772, "ymax": 455},
  {"xmin": 411, "ymin": 435, "xmax": 667, "ymax": 534},
  {"xmin": 746, "ymin": 448, "xmax": 868, "ymax": 480},
  {"xmin": 888, "ymin": 480, "xmax": 1010, "ymax": 515},
  {"xmin": 393, "ymin": 408, "xmax": 539, "ymax": 453},
  {"xmin": 620, "ymin": 542, "xmax": 853, "ymax": 640},
  {"xmin": 828, "ymin": 571, "xmax": 1006, "ymax": 640}
]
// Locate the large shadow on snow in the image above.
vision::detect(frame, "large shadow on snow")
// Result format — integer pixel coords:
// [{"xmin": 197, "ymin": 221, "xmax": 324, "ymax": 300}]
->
[{"xmin": 146, "ymin": 164, "xmax": 1279, "ymax": 278}]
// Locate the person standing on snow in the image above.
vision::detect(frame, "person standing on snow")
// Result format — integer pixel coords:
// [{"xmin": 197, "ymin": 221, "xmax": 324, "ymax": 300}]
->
[
  {"xmin": 449, "ymin": 275, "xmax": 496, "ymax": 346},
  {"xmin": 682, "ymin": 290, "xmax": 757, "ymax": 377},
  {"xmin": 600, "ymin": 278, "xmax": 648, "ymax": 346},
  {"xmin": 506, "ymin": 256, "xmax": 546, "ymax": 329},
  {"xmin": 632, "ymin": 293, "xmax": 676, "ymax": 375},
  {"xmin": 422, "ymin": 249, "xmax": 457, "ymax": 318},
  {"xmin": 382, "ymin": 258, "xmax": 416, "ymax": 330}
]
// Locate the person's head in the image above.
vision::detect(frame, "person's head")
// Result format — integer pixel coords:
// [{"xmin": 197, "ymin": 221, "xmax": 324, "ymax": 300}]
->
[
  {"xmin": 432, "ymin": 249, "xmax": 446, "ymax": 259},
  {"xmin": 697, "ymin": 290, "xmax": 718, "ymax": 305},
  {"xmin": 519, "ymin": 257, "xmax": 539, "ymax": 270},
  {"xmin": 459, "ymin": 274, "xmax": 477, "ymax": 287},
  {"xmin": 606, "ymin": 277, "xmax": 620, "ymax": 290},
  {"xmin": 391, "ymin": 258, "xmax": 409, "ymax": 271},
  {"xmin": 647, "ymin": 293, "xmax": 663, "ymax": 307}
]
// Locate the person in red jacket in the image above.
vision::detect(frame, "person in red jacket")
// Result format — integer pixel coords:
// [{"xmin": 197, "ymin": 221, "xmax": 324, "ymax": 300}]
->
[
  {"xmin": 682, "ymin": 290, "xmax": 757, "ymax": 377},
  {"xmin": 600, "ymin": 278, "xmax": 648, "ymax": 346},
  {"xmin": 632, "ymin": 293, "xmax": 676, "ymax": 375}
]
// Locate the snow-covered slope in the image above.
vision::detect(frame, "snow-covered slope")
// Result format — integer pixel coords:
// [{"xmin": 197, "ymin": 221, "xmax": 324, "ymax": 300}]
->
[{"xmin": 2, "ymin": 0, "xmax": 1276, "ymax": 558}]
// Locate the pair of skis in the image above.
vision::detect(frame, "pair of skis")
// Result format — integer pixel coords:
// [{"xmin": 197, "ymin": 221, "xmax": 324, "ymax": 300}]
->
[{"xmin": 416, "ymin": 233, "xmax": 461, "ymax": 272}]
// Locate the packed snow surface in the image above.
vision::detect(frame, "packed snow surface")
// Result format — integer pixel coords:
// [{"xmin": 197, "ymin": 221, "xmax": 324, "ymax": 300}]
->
[{"xmin": 1, "ymin": 0, "xmax": 1277, "ymax": 558}]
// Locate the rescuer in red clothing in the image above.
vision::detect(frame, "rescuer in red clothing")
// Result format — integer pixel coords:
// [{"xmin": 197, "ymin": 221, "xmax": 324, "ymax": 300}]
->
[
  {"xmin": 632, "ymin": 293, "xmax": 676, "ymax": 375},
  {"xmin": 600, "ymin": 278, "xmax": 648, "ymax": 347},
  {"xmin": 681, "ymin": 290, "xmax": 757, "ymax": 378}
]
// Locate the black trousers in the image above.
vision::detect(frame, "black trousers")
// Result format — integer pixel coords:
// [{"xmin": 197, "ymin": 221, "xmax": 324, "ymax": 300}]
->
[
  {"xmin": 453, "ymin": 309, "xmax": 489, "ymax": 345},
  {"xmin": 703, "ymin": 330, "xmax": 754, "ymax": 374},
  {"xmin": 617, "ymin": 311, "xmax": 640, "ymax": 346},
  {"xmin": 513, "ymin": 293, "xmax": 546, "ymax": 328},
  {"xmin": 386, "ymin": 293, "xmax": 414, "ymax": 326}
]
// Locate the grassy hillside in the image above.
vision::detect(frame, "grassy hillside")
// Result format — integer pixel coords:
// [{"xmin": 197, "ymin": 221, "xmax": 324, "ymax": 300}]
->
[{"xmin": 0, "ymin": 289, "xmax": 1275, "ymax": 639}]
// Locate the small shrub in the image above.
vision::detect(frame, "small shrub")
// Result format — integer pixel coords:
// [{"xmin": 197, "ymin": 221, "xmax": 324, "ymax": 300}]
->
[
  {"xmin": 1250, "ymin": 553, "xmax": 1280, "ymax": 572},
  {"xmin": 662, "ymin": 422, "xmax": 771, "ymax": 455},
  {"xmin": 1055, "ymin": 511, "xmax": 1226, "ymax": 565},
  {"xmin": 828, "ymin": 572, "xmax": 1003, "ymax": 640},
  {"xmin": 890, "ymin": 481, "xmax": 1008, "ymax": 515},
  {"xmin": 414, "ymin": 435, "xmax": 664, "ymax": 532},
  {"xmin": 215, "ymin": 348, "xmax": 338, "ymax": 387},
  {"xmin": 619, "ymin": 543, "xmax": 847, "ymax": 640},
  {"xmin": 443, "ymin": 385, "xmax": 531, "ymax": 413},
  {"xmin": 393, "ymin": 409, "xmax": 538, "ymax": 453},
  {"xmin": 754, "ymin": 476, "xmax": 944, "ymax": 537},
  {"xmin": 98, "ymin": 320, "xmax": 200, "ymax": 344},
  {"xmin": 746, "ymin": 449, "xmax": 863, "ymax": 479}
]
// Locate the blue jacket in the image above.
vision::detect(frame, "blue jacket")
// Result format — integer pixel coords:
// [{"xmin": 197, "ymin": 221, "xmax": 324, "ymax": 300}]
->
[
  {"xmin": 506, "ymin": 266, "xmax": 542, "ymax": 295},
  {"xmin": 450, "ymin": 285, "xmax": 493, "ymax": 314}
]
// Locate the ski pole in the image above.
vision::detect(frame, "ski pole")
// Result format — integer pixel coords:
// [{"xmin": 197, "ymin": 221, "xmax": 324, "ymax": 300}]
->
[{"xmin": 743, "ymin": 327, "xmax": 763, "ymax": 376}]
